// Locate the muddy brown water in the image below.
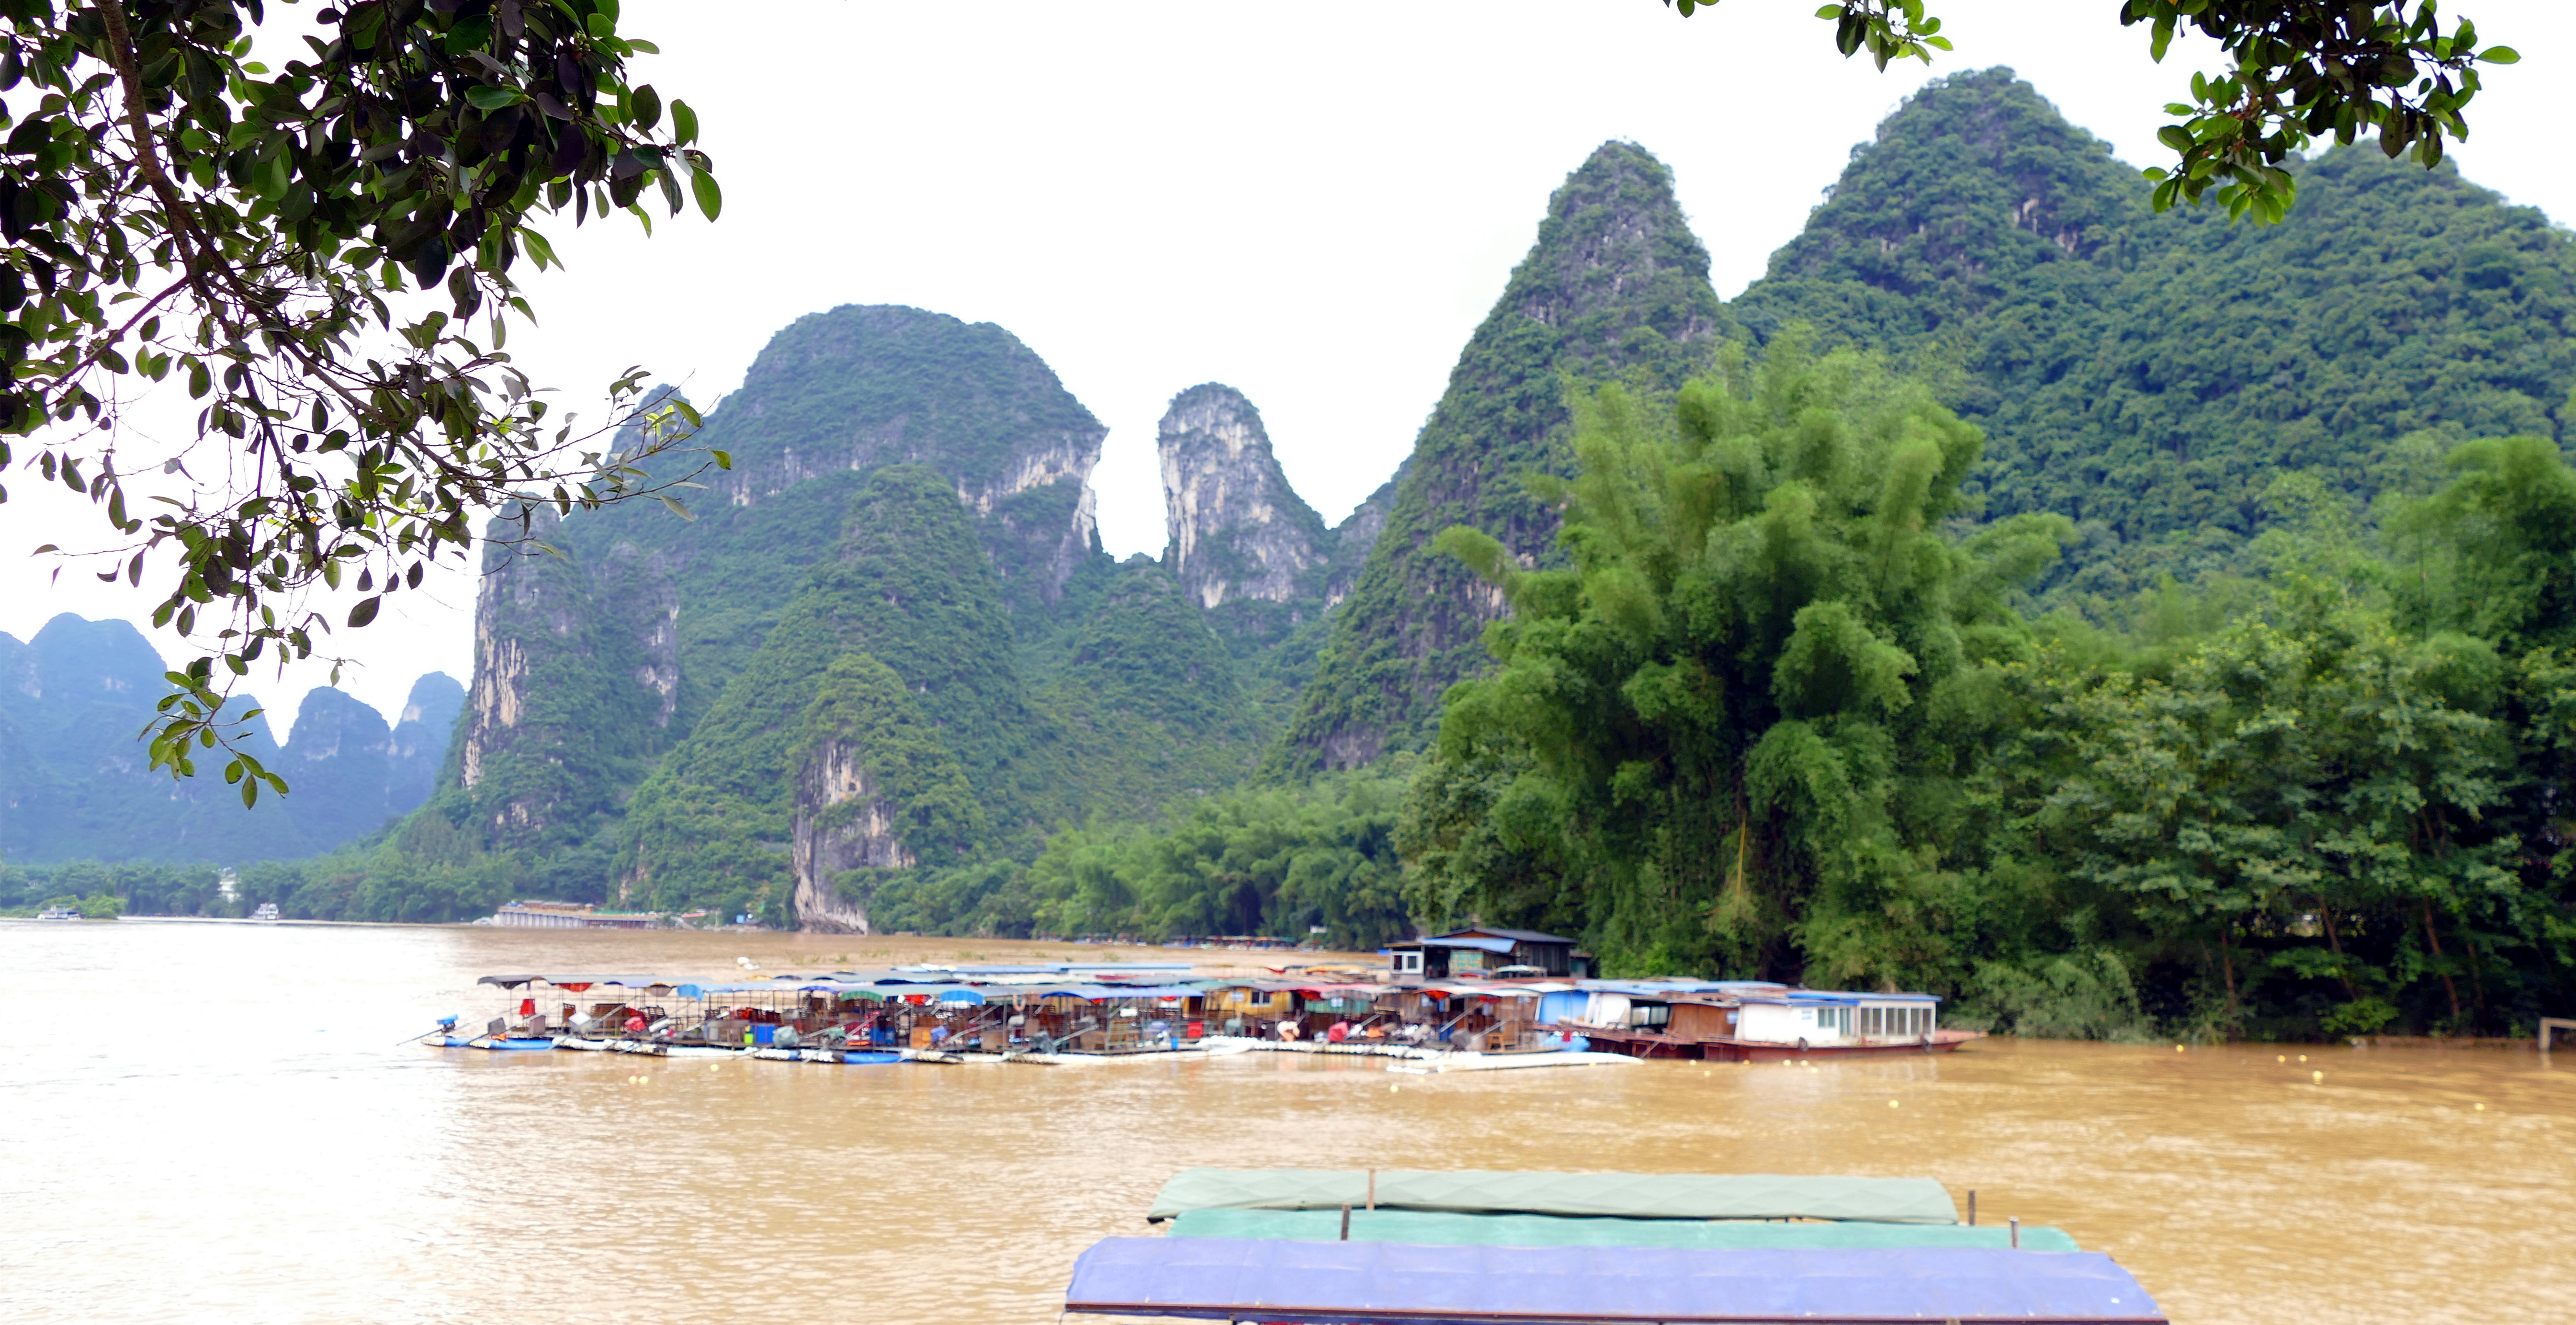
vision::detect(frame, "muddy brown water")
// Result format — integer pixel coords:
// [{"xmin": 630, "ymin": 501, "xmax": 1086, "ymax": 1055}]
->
[{"xmin": 6, "ymin": 921, "xmax": 2571, "ymax": 1324}]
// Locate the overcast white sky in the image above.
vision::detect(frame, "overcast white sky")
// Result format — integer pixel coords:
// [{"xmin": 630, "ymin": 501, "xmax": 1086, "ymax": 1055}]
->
[{"xmin": 7, "ymin": 0, "xmax": 2573, "ymax": 733}]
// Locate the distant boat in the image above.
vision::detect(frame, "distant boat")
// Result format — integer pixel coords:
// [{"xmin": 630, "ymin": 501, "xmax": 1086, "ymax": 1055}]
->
[
  {"xmin": 34, "ymin": 906, "xmax": 80, "ymax": 921},
  {"xmin": 250, "ymin": 903, "xmax": 280, "ymax": 922}
]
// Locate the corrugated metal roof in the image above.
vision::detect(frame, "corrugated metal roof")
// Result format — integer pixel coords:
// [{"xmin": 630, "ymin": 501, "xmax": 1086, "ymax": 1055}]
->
[{"xmin": 1434, "ymin": 927, "xmax": 1575, "ymax": 944}]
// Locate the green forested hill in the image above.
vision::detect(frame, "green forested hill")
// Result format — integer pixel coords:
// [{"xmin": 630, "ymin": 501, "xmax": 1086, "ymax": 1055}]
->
[
  {"xmin": 615, "ymin": 464, "xmax": 1041, "ymax": 921},
  {"xmin": 316, "ymin": 305, "xmax": 1303, "ymax": 928},
  {"xmin": 1734, "ymin": 68, "xmax": 2576, "ymax": 599},
  {"xmin": 1276, "ymin": 141, "xmax": 1735, "ymax": 771}
]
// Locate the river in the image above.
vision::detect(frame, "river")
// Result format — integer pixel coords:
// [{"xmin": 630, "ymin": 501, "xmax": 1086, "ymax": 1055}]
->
[{"xmin": 4, "ymin": 920, "xmax": 2570, "ymax": 1324}]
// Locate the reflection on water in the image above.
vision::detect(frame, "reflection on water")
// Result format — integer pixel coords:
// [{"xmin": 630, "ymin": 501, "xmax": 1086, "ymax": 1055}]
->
[{"xmin": 4, "ymin": 921, "xmax": 2571, "ymax": 1324}]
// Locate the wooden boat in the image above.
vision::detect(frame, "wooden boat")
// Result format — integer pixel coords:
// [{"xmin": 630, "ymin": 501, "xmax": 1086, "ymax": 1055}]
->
[
  {"xmin": 1698, "ymin": 1027, "xmax": 1983, "ymax": 1062},
  {"xmin": 1389, "ymin": 1049, "xmax": 1638, "ymax": 1075}
]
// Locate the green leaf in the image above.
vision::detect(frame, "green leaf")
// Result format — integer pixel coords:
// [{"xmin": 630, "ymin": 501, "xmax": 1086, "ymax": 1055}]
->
[
  {"xmin": 690, "ymin": 169, "xmax": 721, "ymax": 222},
  {"xmin": 631, "ymin": 84, "xmax": 662, "ymax": 132},
  {"xmin": 347, "ymin": 594, "xmax": 382, "ymax": 628},
  {"xmin": 710, "ymin": 449, "xmax": 732, "ymax": 471},
  {"xmin": 517, "ymin": 226, "xmax": 561, "ymax": 272},
  {"xmin": 657, "ymin": 493, "xmax": 695, "ymax": 521},
  {"xmin": 2480, "ymin": 46, "xmax": 2520, "ymax": 64},
  {"xmin": 671, "ymin": 98, "xmax": 699, "ymax": 144},
  {"xmin": 465, "ymin": 86, "xmax": 525, "ymax": 112}
]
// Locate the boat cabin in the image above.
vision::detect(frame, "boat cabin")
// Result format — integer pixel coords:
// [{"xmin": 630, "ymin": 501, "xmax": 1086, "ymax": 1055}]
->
[
  {"xmin": 1388, "ymin": 928, "xmax": 1585, "ymax": 979},
  {"xmin": 1734, "ymin": 991, "xmax": 1940, "ymax": 1047}
]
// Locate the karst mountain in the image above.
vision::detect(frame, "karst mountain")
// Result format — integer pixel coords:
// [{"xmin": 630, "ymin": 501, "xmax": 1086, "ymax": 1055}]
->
[{"xmin": 14, "ymin": 69, "xmax": 2568, "ymax": 932}]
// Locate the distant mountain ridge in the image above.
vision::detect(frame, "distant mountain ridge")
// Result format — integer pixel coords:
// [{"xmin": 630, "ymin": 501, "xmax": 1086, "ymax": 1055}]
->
[{"xmin": 0, "ymin": 614, "xmax": 459, "ymax": 864}]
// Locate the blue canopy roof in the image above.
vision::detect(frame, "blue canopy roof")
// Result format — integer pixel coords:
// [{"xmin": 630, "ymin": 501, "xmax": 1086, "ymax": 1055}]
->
[
  {"xmin": 1062, "ymin": 1238, "xmax": 2164, "ymax": 1324},
  {"xmin": 1421, "ymin": 936, "xmax": 1516, "ymax": 953}
]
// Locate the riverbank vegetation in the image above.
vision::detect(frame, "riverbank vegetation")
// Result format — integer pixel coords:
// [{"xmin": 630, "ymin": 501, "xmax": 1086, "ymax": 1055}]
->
[{"xmin": 1397, "ymin": 344, "xmax": 2576, "ymax": 1042}]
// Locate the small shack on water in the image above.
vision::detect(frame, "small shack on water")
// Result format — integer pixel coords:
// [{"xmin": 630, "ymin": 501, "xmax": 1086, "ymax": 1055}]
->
[{"xmin": 1388, "ymin": 927, "xmax": 1587, "ymax": 979}]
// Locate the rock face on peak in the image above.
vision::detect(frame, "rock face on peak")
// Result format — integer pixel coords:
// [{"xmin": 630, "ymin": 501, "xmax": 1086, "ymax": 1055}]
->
[
  {"xmin": 705, "ymin": 305, "xmax": 1107, "ymax": 611},
  {"xmin": 1277, "ymin": 140, "xmax": 1732, "ymax": 770},
  {"xmin": 1322, "ymin": 477, "xmax": 1398, "ymax": 610},
  {"xmin": 1157, "ymin": 384, "xmax": 1329, "ymax": 615}
]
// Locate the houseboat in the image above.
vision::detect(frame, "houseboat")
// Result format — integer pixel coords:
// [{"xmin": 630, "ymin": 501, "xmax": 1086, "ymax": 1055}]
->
[
  {"xmin": 1570, "ymin": 986, "xmax": 1978, "ymax": 1061},
  {"xmin": 34, "ymin": 905, "xmax": 81, "ymax": 920}
]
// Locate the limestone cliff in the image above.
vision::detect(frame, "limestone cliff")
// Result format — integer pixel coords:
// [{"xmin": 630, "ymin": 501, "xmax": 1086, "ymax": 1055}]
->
[
  {"xmin": 791, "ymin": 738, "xmax": 905, "ymax": 933},
  {"xmin": 455, "ymin": 505, "xmax": 678, "ymax": 848},
  {"xmin": 1276, "ymin": 141, "xmax": 1731, "ymax": 770},
  {"xmin": 616, "ymin": 473, "xmax": 1006, "ymax": 917},
  {"xmin": 435, "ymin": 307, "xmax": 1108, "ymax": 889},
  {"xmin": 1323, "ymin": 477, "xmax": 1397, "ymax": 609},
  {"xmin": 701, "ymin": 304, "xmax": 1106, "ymax": 610},
  {"xmin": 1157, "ymin": 384, "xmax": 1328, "ymax": 612}
]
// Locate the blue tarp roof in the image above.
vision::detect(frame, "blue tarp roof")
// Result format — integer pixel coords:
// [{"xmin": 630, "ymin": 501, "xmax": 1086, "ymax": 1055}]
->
[{"xmin": 1062, "ymin": 1238, "xmax": 2164, "ymax": 1324}]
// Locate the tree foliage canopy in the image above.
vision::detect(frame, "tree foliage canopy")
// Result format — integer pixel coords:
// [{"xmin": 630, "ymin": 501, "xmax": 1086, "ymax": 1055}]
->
[
  {"xmin": 0, "ymin": 0, "xmax": 721, "ymax": 800},
  {"xmin": 1401, "ymin": 337, "xmax": 2069, "ymax": 977},
  {"xmin": 1666, "ymin": 0, "xmax": 2518, "ymax": 221},
  {"xmin": 1404, "ymin": 337, "xmax": 2576, "ymax": 1038}
]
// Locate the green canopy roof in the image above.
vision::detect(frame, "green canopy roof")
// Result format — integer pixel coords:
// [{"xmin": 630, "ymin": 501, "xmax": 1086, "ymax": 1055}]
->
[
  {"xmin": 1143, "ymin": 1169, "xmax": 1959, "ymax": 1224},
  {"xmin": 1166, "ymin": 1207, "xmax": 2077, "ymax": 1252},
  {"xmin": 1169, "ymin": 1206, "xmax": 2071, "ymax": 1247}
]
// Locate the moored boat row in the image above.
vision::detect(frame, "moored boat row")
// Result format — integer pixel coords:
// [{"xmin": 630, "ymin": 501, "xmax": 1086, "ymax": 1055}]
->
[{"xmin": 416, "ymin": 940, "xmax": 1978, "ymax": 1068}]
